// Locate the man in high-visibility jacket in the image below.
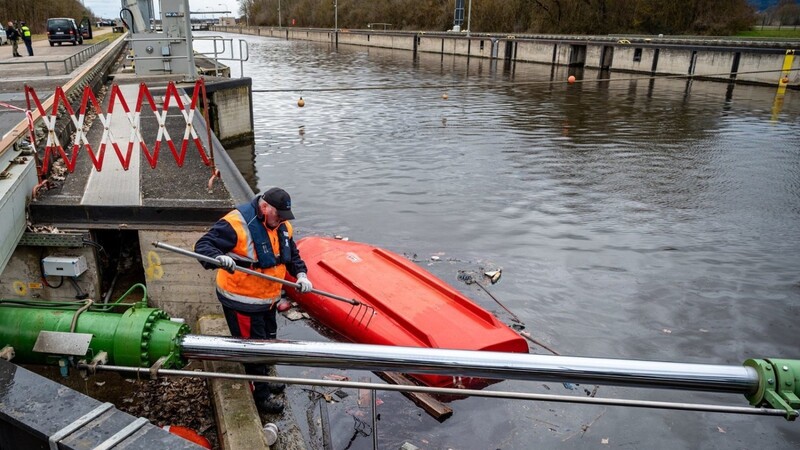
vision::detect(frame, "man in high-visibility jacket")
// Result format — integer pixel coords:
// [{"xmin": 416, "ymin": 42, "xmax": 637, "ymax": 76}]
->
[
  {"xmin": 19, "ymin": 21, "xmax": 33, "ymax": 56},
  {"xmin": 195, "ymin": 187, "xmax": 312, "ymax": 415}
]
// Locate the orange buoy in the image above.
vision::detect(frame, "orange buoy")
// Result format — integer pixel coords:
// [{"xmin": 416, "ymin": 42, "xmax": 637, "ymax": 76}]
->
[
  {"xmin": 568, "ymin": 75, "xmax": 576, "ymax": 84},
  {"xmin": 162, "ymin": 425, "xmax": 212, "ymax": 449},
  {"xmin": 442, "ymin": 93, "xmax": 449, "ymax": 100},
  {"xmin": 781, "ymin": 75, "xmax": 790, "ymax": 84},
  {"xmin": 297, "ymin": 97, "xmax": 305, "ymax": 107}
]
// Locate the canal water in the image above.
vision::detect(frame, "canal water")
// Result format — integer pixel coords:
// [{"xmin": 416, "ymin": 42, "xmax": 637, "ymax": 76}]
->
[{"xmin": 197, "ymin": 33, "xmax": 800, "ymax": 449}]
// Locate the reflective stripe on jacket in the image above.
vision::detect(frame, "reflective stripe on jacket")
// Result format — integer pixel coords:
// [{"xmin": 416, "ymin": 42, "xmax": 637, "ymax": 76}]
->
[
  {"xmin": 21, "ymin": 26, "xmax": 30, "ymax": 38},
  {"xmin": 214, "ymin": 209, "xmax": 294, "ymax": 305}
]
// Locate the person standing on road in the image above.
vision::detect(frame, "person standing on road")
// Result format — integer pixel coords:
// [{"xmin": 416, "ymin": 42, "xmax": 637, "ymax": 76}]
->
[
  {"xmin": 19, "ymin": 21, "xmax": 32, "ymax": 56},
  {"xmin": 6, "ymin": 22, "xmax": 21, "ymax": 57},
  {"xmin": 194, "ymin": 187, "xmax": 313, "ymax": 415}
]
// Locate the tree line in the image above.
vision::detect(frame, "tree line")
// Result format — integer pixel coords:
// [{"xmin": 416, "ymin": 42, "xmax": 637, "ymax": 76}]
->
[
  {"xmin": 761, "ymin": 0, "xmax": 800, "ymax": 26},
  {"xmin": 239, "ymin": 0, "xmax": 765, "ymax": 35},
  {"xmin": 0, "ymin": 0, "xmax": 93, "ymax": 33}
]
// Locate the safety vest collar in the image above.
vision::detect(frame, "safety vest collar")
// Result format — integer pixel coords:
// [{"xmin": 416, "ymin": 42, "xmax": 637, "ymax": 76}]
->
[{"xmin": 235, "ymin": 200, "xmax": 290, "ymax": 269}]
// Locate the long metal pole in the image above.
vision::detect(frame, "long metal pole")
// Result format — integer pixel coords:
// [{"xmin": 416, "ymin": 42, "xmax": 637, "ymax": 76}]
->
[
  {"xmin": 184, "ymin": 0, "xmax": 198, "ymax": 81},
  {"xmin": 466, "ymin": 0, "xmax": 472, "ymax": 37},
  {"xmin": 82, "ymin": 364, "xmax": 789, "ymax": 418},
  {"xmin": 152, "ymin": 241, "xmax": 364, "ymax": 307},
  {"xmin": 179, "ymin": 336, "xmax": 760, "ymax": 394},
  {"xmin": 278, "ymin": 0, "xmax": 282, "ymax": 28}
]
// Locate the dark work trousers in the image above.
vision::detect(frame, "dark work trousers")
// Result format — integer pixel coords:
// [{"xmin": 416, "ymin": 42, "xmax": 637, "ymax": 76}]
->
[
  {"xmin": 221, "ymin": 303, "xmax": 278, "ymax": 402},
  {"xmin": 22, "ymin": 37, "xmax": 33, "ymax": 56}
]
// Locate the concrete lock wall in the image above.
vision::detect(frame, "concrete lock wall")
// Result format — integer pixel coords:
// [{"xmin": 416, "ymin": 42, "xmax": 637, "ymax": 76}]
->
[
  {"xmin": 214, "ymin": 25, "xmax": 796, "ymax": 88},
  {"xmin": 694, "ymin": 50, "xmax": 737, "ymax": 81},
  {"xmin": 554, "ymin": 43, "xmax": 572, "ymax": 66},
  {"xmin": 586, "ymin": 45, "xmax": 604, "ymax": 68},
  {"xmin": 454, "ymin": 39, "xmax": 470, "ymax": 57},
  {"xmin": 138, "ymin": 230, "xmax": 219, "ymax": 331},
  {"xmin": 211, "ymin": 82, "xmax": 253, "ymax": 144},
  {"xmin": 0, "ymin": 243, "xmax": 101, "ymax": 302},
  {"xmin": 516, "ymin": 41, "xmax": 557, "ymax": 64},
  {"xmin": 738, "ymin": 52, "xmax": 799, "ymax": 85},
  {"xmin": 417, "ymin": 36, "xmax": 444, "ymax": 54},
  {"xmin": 653, "ymin": 48, "xmax": 695, "ymax": 75},
  {"xmin": 612, "ymin": 46, "xmax": 658, "ymax": 72}
]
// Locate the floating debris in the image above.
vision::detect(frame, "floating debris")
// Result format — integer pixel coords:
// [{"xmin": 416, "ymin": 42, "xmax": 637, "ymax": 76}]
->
[{"xmin": 484, "ymin": 269, "xmax": 502, "ymax": 284}]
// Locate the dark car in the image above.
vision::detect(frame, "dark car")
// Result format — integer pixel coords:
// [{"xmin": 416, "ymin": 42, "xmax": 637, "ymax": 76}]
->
[{"xmin": 47, "ymin": 18, "xmax": 83, "ymax": 46}]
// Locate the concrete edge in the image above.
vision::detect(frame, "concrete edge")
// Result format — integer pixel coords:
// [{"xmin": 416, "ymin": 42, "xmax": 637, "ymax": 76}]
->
[{"xmin": 197, "ymin": 314, "xmax": 270, "ymax": 450}]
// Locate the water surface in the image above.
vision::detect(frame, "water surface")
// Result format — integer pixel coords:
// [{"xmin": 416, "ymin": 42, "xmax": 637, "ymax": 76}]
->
[{"xmin": 198, "ymin": 33, "xmax": 800, "ymax": 449}]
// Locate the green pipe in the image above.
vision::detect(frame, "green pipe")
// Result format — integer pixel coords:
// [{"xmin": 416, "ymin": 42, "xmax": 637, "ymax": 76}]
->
[{"xmin": 0, "ymin": 303, "xmax": 189, "ymax": 368}]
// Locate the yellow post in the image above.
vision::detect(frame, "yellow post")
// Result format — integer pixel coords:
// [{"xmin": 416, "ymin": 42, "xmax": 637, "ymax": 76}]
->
[
  {"xmin": 772, "ymin": 50, "xmax": 795, "ymax": 120},
  {"xmin": 777, "ymin": 49, "xmax": 795, "ymax": 95}
]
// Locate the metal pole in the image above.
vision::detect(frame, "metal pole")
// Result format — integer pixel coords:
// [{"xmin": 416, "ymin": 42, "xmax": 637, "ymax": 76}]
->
[
  {"xmin": 152, "ymin": 241, "xmax": 364, "ymax": 307},
  {"xmin": 183, "ymin": 0, "xmax": 198, "ymax": 81},
  {"xmin": 371, "ymin": 389, "xmax": 378, "ymax": 449},
  {"xmin": 278, "ymin": 0, "xmax": 282, "ymax": 28},
  {"xmin": 82, "ymin": 363, "xmax": 791, "ymax": 418},
  {"xmin": 466, "ymin": 0, "xmax": 472, "ymax": 37},
  {"xmin": 179, "ymin": 336, "xmax": 760, "ymax": 394}
]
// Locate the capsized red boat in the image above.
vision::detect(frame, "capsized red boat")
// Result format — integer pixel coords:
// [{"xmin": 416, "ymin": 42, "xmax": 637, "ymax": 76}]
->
[{"xmin": 286, "ymin": 237, "xmax": 529, "ymax": 389}]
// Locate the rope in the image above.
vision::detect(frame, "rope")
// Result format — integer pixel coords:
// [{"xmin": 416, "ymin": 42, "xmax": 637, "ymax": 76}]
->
[{"xmin": 251, "ymin": 67, "xmax": 798, "ymax": 94}]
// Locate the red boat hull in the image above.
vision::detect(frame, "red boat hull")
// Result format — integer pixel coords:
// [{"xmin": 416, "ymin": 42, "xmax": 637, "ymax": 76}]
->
[{"xmin": 286, "ymin": 237, "xmax": 528, "ymax": 389}]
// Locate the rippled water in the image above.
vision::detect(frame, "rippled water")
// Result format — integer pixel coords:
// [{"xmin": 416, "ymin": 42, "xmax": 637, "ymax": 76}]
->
[{"xmin": 197, "ymin": 33, "xmax": 800, "ymax": 449}]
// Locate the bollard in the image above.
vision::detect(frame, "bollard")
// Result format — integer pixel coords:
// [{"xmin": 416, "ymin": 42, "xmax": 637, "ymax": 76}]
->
[{"xmin": 263, "ymin": 422, "xmax": 278, "ymax": 446}]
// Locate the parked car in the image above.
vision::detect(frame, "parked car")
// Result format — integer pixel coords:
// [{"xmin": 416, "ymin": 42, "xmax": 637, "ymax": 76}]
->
[
  {"xmin": 47, "ymin": 17, "xmax": 83, "ymax": 46},
  {"xmin": 0, "ymin": 25, "xmax": 8, "ymax": 46}
]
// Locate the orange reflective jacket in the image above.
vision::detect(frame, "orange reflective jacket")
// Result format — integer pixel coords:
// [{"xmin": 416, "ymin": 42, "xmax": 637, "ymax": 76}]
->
[{"xmin": 215, "ymin": 209, "xmax": 294, "ymax": 305}]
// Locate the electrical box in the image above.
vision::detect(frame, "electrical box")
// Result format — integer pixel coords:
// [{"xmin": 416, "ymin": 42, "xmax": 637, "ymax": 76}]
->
[{"xmin": 42, "ymin": 256, "xmax": 88, "ymax": 277}]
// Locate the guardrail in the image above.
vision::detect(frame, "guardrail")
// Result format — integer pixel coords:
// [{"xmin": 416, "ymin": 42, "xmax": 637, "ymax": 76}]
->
[{"xmin": 0, "ymin": 39, "xmax": 110, "ymax": 76}]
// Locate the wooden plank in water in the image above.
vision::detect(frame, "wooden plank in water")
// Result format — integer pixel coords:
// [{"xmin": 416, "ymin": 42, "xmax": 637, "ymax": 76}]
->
[{"xmin": 375, "ymin": 371, "xmax": 453, "ymax": 422}]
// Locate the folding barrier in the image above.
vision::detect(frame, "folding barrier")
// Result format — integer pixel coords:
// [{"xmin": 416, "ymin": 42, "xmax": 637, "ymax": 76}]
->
[{"xmin": 23, "ymin": 79, "xmax": 216, "ymax": 176}]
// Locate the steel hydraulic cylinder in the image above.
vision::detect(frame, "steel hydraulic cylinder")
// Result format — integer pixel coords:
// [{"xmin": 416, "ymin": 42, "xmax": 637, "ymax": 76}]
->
[{"xmin": 179, "ymin": 335, "xmax": 761, "ymax": 394}]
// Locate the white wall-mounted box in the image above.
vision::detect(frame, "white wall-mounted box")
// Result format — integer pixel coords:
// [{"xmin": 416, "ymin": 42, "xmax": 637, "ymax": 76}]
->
[{"xmin": 42, "ymin": 256, "xmax": 88, "ymax": 277}]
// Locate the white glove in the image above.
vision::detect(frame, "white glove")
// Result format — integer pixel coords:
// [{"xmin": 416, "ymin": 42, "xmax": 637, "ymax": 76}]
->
[
  {"xmin": 296, "ymin": 273, "xmax": 313, "ymax": 293},
  {"xmin": 215, "ymin": 255, "xmax": 236, "ymax": 273}
]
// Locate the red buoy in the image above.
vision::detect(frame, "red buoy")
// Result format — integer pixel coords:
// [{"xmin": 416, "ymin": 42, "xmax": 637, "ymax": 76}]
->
[{"xmin": 162, "ymin": 425, "xmax": 212, "ymax": 449}]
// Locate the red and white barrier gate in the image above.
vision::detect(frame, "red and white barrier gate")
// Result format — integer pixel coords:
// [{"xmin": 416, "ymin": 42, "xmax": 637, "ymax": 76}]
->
[{"xmin": 24, "ymin": 79, "xmax": 217, "ymax": 176}]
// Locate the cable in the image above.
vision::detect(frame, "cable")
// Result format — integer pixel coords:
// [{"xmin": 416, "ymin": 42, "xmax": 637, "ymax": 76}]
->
[
  {"xmin": 119, "ymin": 8, "xmax": 134, "ymax": 33},
  {"xmin": 81, "ymin": 238, "xmax": 107, "ymax": 257},
  {"xmin": 39, "ymin": 250, "xmax": 64, "ymax": 289}
]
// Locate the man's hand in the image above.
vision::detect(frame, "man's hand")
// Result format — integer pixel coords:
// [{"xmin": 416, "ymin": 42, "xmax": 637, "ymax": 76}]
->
[
  {"xmin": 296, "ymin": 273, "xmax": 313, "ymax": 293},
  {"xmin": 215, "ymin": 255, "xmax": 236, "ymax": 273}
]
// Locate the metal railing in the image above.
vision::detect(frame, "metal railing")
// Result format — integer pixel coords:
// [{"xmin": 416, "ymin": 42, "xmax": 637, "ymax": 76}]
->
[
  {"xmin": 192, "ymin": 35, "xmax": 249, "ymax": 77},
  {"xmin": 0, "ymin": 39, "xmax": 110, "ymax": 76}
]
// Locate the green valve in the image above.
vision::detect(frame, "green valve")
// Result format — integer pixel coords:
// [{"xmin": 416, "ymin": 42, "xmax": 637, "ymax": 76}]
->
[
  {"xmin": 0, "ymin": 303, "xmax": 190, "ymax": 369},
  {"xmin": 744, "ymin": 358, "xmax": 800, "ymax": 420}
]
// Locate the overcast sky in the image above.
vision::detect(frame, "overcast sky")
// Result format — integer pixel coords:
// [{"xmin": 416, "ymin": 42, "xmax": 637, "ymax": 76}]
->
[{"xmin": 83, "ymin": 0, "xmax": 238, "ymax": 20}]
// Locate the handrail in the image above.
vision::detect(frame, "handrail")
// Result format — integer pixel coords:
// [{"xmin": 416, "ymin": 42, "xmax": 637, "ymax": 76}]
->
[
  {"xmin": 0, "ymin": 40, "xmax": 111, "ymax": 76},
  {"xmin": 0, "ymin": 33, "xmax": 127, "ymax": 158}
]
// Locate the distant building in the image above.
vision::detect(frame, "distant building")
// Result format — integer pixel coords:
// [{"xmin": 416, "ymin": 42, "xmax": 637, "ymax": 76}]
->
[{"xmin": 219, "ymin": 17, "xmax": 236, "ymax": 26}]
